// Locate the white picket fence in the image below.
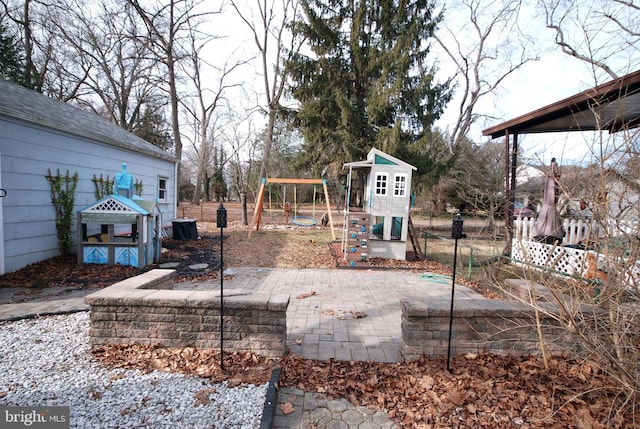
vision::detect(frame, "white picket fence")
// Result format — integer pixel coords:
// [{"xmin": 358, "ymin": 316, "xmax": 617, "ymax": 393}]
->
[
  {"xmin": 511, "ymin": 217, "xmax": 640, "ymax": 289},
  {"xmin": 513, "ymin": 217, "xmax": 639, "ymax": 246}
]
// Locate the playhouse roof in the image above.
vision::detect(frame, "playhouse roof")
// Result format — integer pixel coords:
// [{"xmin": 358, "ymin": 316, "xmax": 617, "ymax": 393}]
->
[
  {"xmin": 343, "ymin": 148, "xmax": 417, "ymax": 171},
  {"xmin": 78, "ymin": 194, "xmax": 153, "ymax": 224},
  {"xmin": 0, "ymin": 79, "xmax": 176, "ymax": 163}
]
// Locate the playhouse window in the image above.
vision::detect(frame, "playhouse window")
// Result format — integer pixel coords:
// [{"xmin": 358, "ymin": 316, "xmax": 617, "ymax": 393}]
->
[
  {"xmin": 158, "ymin": 176, "xmax": 168, "ymax": 202},
  {"xmin": 375, "ymin": 173, "xmax": 388, "ymax": 195},
  {"xmin": 393, "ymin": 174, "xmax": 407, "ymax": 197}
]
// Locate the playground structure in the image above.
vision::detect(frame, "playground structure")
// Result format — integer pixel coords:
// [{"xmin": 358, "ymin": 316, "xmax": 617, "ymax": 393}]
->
[
  {"xmin": 342, "ymin": 148, "xmax": 423, "ymax": 263},
  {"xmin": 249, "ymin": 178, "xmax": 336, "ymax": 239}
]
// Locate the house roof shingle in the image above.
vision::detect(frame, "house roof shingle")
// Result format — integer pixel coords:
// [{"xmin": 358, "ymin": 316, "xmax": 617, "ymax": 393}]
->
[{"xmin": 0, "ymin": 79, "xmax": 176, "ymax": 163}]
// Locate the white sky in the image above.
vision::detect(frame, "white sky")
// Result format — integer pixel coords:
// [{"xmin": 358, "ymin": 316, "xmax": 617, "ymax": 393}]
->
[{"xmin": 202, "ymin": 0, "xmax": 638, "ymax": 168}]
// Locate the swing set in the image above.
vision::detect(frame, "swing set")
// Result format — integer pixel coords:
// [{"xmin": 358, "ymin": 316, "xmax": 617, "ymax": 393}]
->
[{"xmin": 249, "ymin": 178, "xmax": 336, "ymax": 239}]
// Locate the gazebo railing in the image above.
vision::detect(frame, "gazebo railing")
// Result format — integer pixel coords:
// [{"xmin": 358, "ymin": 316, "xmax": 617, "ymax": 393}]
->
[{"xmin": 514, "ymin": 217, "xmax": 638, "ymax": 245}]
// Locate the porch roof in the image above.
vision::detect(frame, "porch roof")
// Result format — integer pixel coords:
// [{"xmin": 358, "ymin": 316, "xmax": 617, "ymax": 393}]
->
[{"xmin": 482, "ymin": 69, "xmax": 640, "ymax": 139}]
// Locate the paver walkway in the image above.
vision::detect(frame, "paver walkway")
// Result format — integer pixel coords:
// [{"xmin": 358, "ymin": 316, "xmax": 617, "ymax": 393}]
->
[
  {"xmin": 214, "ymin": 268, "xmax": 486, "ymax": 428},
  {"xmin": 0, "ymin": 267, "xmax": 488, "ymax": 428}
]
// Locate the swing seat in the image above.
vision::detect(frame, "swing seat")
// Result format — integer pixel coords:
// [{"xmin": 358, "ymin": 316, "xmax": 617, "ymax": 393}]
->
[{"xmin": 291, "ymin": 216, "xmax": 317, "ymax": 226}]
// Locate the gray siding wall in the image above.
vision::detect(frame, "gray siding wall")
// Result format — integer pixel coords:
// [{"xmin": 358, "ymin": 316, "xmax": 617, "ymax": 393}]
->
[{"xmin": 0, "ymin": 116, "xmax": 176, "ymax": 273}]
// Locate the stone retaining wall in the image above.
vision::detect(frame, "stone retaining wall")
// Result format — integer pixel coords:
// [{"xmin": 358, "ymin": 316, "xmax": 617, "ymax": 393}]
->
[
  {"xmin": 401, "ymin": 298, "xmax": 585, "ymax": 361},
  {"xmin": 85, "ymin": 269, "xmax": 289, "ymax": 358}
]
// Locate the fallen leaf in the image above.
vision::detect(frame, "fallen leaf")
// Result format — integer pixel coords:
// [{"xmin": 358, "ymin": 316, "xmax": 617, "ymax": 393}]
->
[
  {"xmin": 419, "ymin": 375, "xmax": 435, "ymax": 390},
  {"xmin": 108, "ymin": 373, "xmax": 125, "ymax": 382},
  {"xmin": 194, "ymin": 388, "xmax": 216, "ymax": 406},
  {"xmin": 296, "ymin": 290, "xmax": 316, "ymax": 299},
  {"xmin": 88, "ymin": 388, "xmax": 102, "ymax": 400},
  {"xmin": 447, "ymin": 388, "xmax": 467, "ymax": 407},
  {"xmin": 227, "ymin": 378, "xmax": 243, "ymax": 388},
  {"xmin": 280, "ymin": 402, "xmax": 295, "ymax": 415},
  {"xmin": 574, "ymin": 408, "xmax": 596, "ymax": 429}
]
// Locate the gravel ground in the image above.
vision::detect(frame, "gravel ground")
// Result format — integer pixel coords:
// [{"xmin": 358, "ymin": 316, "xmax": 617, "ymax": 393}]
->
[{"xmin": 0, "ymin": 312, "xmax": 267, "ymax": 428}]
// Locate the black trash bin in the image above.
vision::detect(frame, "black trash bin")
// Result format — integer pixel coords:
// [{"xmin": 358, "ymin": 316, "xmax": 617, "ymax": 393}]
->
[{"xmin": 172, "ymin": 218, "xmax": 198, "ymax": 240}]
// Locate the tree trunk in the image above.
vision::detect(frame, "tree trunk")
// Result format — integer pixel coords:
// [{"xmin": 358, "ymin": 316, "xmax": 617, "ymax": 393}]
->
[
  {"xmin": 241, "ymin": 192, "xmax": 248, "ymax": 225},
  {"xmin": 259, "ymin": 107, "xmax": 277, "ymax": 180}
]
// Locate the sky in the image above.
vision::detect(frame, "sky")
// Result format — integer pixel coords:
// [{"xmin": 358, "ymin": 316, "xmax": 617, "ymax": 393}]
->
[
  {"xmin": 428, "ymin": 0, "xmax": 640, "ymax": 167},
  {"xmin": 437, "ymin": 50, "xmax": 600, "ymax": 166},
  {"xmin": 206, "ymin": 0, "xmax": 639, "ymax": 168}
]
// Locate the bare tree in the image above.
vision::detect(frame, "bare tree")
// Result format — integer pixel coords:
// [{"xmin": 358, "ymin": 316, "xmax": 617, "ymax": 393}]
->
[
  {"xmin": 55, "ymin": 1, "xmax": 164, "ymax": 132},
  {"xmin": 451, "ymin": 138, "xmax": 508, "ymax": 226},
  {"xmin": 0, "ymin": 0, "xmax": 64, "ymax": 92},
  {"xmin": 224, "ymin": 115, "xmax": 261, "ymax": 225},
  {"xmin": 435, "ymin": 0, "xmax": 538, "ymax": 149},
  {"xmin": 538, "ymin": 0, "xmax": 640, "ymax": 81},
  {"xmin": 127, "ymin": 0, "xmax": 220, "ymax": 170},
  {"xmin": 230, "ymin": 0, "xmax": 304, "ymax": 180},
  {"xmin": 180, "ymin": 23, "xmax": 247, "ymax": 204}
]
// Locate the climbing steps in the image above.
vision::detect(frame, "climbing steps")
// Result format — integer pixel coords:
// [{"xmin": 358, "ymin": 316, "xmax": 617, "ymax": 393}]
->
[{"xmin": 345, "ymin": 213, "xmax": 371, "ymax": 267}]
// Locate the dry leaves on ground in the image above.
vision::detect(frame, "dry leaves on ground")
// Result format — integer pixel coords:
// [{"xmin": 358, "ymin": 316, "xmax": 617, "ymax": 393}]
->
[
  {"xmin": 280, "ymin": 353, "xmax": 634, "ymax": 428},
  {"xmin": 92, "ymin": 343, "xmax": 635, "ymax": 428},
  {"xmin": 2, "ymin": 212, "xmax": 637, "ymax": 428},
  {"xmin": 296, "ymin": 290, "xmax": 316, "ymax": 299},
  {"xmin": 93, "ymin": 344, "xmax": 278, "ymax": 386}
]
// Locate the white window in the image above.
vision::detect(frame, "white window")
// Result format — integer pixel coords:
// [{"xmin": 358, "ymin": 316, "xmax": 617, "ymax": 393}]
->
[
  {"xmin": 394, "ymin": 174, "xmax": 407, "ymax": 197},
  {"xmin": 158, "ymin": 176, "xmax": 168, "ymax": 202},
  {"xmin": 375, "ymin": 173, "xmax": 388, "ymax": 195}
]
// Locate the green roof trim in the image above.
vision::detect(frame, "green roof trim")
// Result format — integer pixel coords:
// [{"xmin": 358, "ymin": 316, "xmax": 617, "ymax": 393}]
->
[{"xmin": 374, "ymin": 154, "xmax": 397, "ymax": 165}]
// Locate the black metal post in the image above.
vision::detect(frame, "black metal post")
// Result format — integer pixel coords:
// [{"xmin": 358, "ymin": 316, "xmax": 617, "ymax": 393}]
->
[
  {"xmin": 217, "ymin": 203, "xmax": 227, "ymax": 371},
  {"xmin": 447, "ymin": 214, "xmax": 464, "ymax": 372}
]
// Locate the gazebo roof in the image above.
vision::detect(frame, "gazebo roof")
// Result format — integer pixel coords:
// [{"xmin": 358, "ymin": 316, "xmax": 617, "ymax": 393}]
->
[{"xmin": 482, "ymin": 69, "xmax": 640, "ymax": 139}]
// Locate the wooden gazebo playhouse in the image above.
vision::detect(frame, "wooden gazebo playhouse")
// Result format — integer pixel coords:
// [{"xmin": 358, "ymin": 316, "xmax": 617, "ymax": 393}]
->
[{"xmin": 249, "ymin": 178, "xmax": 336, "ymax": 239}]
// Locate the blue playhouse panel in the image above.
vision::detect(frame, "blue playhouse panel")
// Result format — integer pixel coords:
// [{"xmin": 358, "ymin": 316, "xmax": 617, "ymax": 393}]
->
[
  {"xmin": 83, "ymin": 246, "xmax": 108, "ymax": 264},
  {"xmin": 115, "ymin": 247, "xmax": 141, "ymax": 268}
]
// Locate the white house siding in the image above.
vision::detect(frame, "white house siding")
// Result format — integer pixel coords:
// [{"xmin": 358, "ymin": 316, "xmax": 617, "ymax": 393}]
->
[{"xmin": 0, "ymin": 116, "xmax": 176, "ymax": 274}]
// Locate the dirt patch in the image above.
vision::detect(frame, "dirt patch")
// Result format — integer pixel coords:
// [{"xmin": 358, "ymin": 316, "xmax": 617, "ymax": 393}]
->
[{"xmin": 0, "ymin": 201, "xmax": 476, "ymax": 291}]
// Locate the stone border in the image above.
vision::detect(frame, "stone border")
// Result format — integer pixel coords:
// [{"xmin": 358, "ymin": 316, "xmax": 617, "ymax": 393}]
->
[
  {"xmin": 401, "ymin": 297, "xmax": 587, "ymax": 361},
  {"xmin": 84, "ymin": 269, "xmax": 289, "ymax": 358}
]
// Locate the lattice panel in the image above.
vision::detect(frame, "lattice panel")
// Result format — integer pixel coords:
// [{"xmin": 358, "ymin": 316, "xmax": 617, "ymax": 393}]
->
[
  {"xmin": 512, "ymin": 240, "xmax": 586, "ymax": 277},
  {"xmin": 86, "ymin": 198, "xmax": 137, "ymax": 214},
  {"xmin": 513, "ymin": 240, "xmax": 640, "ymax": 290}
]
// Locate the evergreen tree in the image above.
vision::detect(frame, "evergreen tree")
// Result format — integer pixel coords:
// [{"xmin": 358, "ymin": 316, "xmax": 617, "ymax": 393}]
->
[
  {"xmin": 288, "ymin": 0, "xmax": 452, "ymax": 181},
  {"xmin": 0, "ymin": 23, "xmax": 24, "ymax": 85},
  {"xmin": 133, "ymin": 104, "xmax": 174, "ymax": 151}
]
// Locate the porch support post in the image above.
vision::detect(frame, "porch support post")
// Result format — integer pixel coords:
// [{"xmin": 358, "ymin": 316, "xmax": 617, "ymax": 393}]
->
[
  {"xmin": 503, "ymin": 129, "xmax": 518, "ymax": 258},
  {"xmin": 504, "ymin": 129, "xmax": 510, "ymax": 229}
]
